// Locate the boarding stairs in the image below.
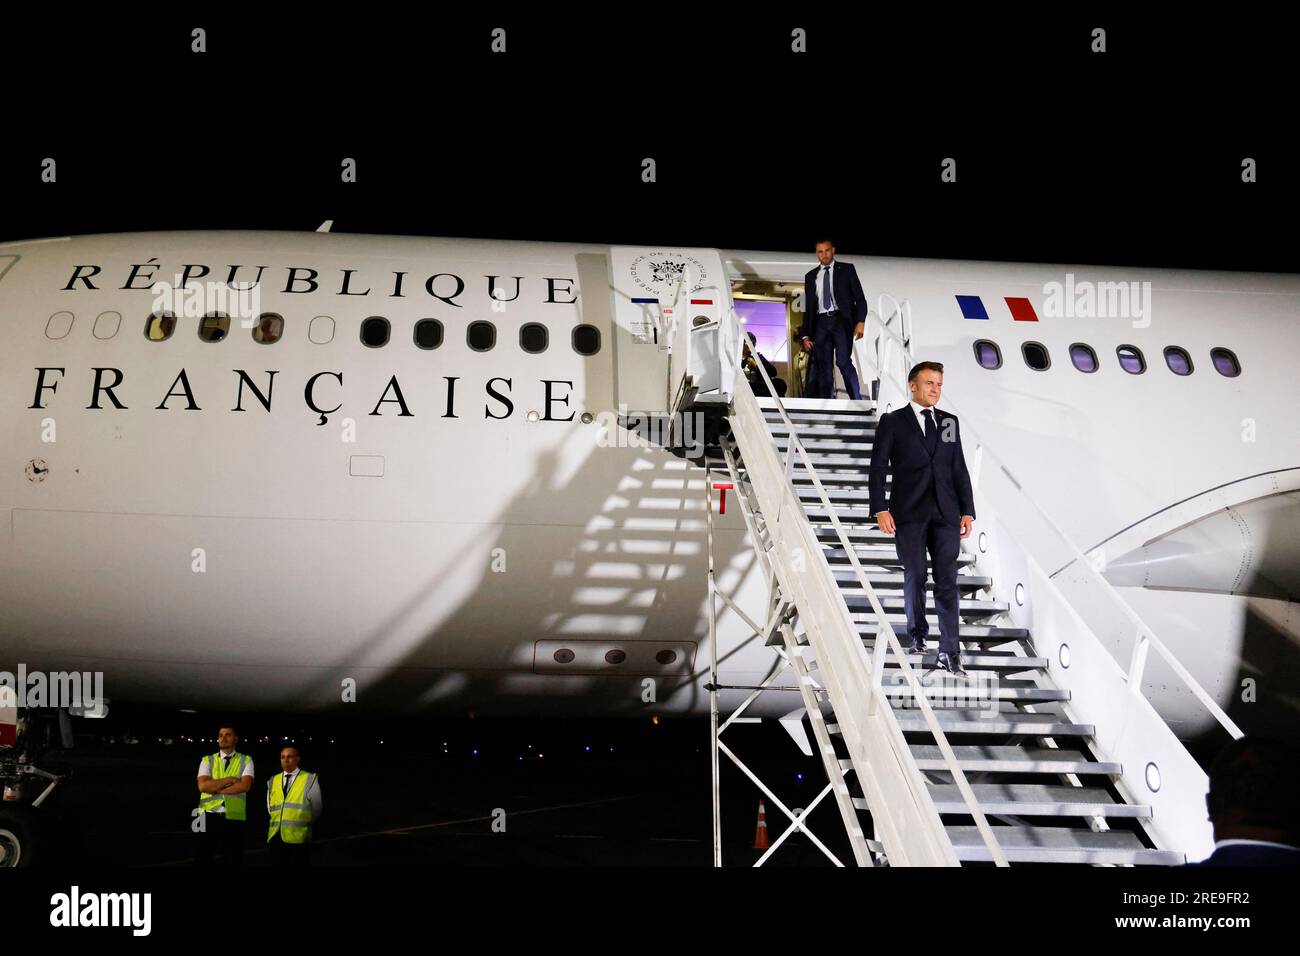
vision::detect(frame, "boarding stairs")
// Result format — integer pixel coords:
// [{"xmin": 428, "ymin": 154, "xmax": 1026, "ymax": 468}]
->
[
  {"xmin": 730, "ymin": 396, "xmax": 1188, "ymax": 864},
  {"xmin": 660, "ymin": 264, "xmax": 1237, "ymax": 868},
  {"xmin": 663, "ymin": 274, "xmax": 1240, "ymax": 867}
]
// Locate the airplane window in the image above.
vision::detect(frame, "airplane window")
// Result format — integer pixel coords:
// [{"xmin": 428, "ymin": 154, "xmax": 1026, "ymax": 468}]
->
[
  {"xmin": 1021, "ymin": 341, "xmax": 1050, "ymax": 371},
  {"xmin": 573, "ymin": 324, "xmax": 601, "ymax": 356},
  {"xmin": 1164, "ymin": 346, "xmax": 1193, "ymax": 376},
  {"xmin": 520, "ymin": 323, "xmax": 548, "ymax": 354},
  {"xmin": 973, "ymin": 339, "xmax": 1001, "ymax": 369},
  {"xmin": 1117, "ymin": 344, "xmax": 1146, "ymax": 374},
  {"xmin": 145, "ymin": 312, "xmax": 177, "ymax": 341},
  {"xmin": 45, "ymin": 311, "xmax": 74, "ymax": 339},
  {"xmin": 361, "ymin": 316, "xmax": 390, "ymax": 348},
  {"xmin": 468, "ymin": 320, "xmax": 496, "ymax": 352},
  {"xmin": 253, "ymin": 313, "xmax": 284, "ymax": 345},
  {"xmin": 199, "ymin": 312, "xmax": 230, "ymax": 342},
  {"xmin": 1210, "ymin": 347, "xmax": 1241, "ymax": 377},
  {"xmin": 1069, "ymin": 343, "xmax": 1099, "ymax": 373},
  {"xmin": 308, "ymin": 315, "xmax": 335, "ymax": 345},
  {"xmin": 414, "ymin": 319, "xmax": 443, "ymax": 350},
  {"xmin": 93, "ymin": 311, "xmax": 122, "ymax": 340}
]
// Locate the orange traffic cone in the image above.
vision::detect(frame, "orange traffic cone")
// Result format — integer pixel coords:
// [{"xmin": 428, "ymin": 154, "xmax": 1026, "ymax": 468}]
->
[{"xmin": 753, "ymin": 800, "xmax": 770, "ymax": 850}]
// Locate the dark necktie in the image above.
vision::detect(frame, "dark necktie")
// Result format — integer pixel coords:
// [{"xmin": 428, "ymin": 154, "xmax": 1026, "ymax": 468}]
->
[
  {"xmin": 822, "ymin": 266, "xmax": 831, "ymax": 312},
  {"xmin": 283, "ymin": 773, "xmax": 292, "ymax": 794},
  {"xmin": 223, "ymin": 754, "xmax": 232, "ymax": 769},
  {"xmin": 923, "ymin": 408, "xmax": 938, "ymax": 453}
]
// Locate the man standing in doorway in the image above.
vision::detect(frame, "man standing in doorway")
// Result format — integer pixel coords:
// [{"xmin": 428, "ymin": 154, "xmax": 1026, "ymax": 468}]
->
[
  {"xmin": 799, "ymin": 238, "xmax": 866, "ymax": 399},
  {"xmin": 867, "ymin": 362, "xmax": 976, "ymax": 678}
]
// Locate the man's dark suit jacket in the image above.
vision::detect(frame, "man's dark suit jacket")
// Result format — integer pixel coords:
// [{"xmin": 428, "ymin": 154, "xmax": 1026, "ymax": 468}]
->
[
  {"xmin": 799, "ymin": 260, "xmax": 868, "ymax": 341},
  {"xmin": 1185, "ymin": 842, "xmax": 1300, "ymax": 866},
  {"xmin": 868, "ymin": 405, "xmax": 976, "ymax": 525}
]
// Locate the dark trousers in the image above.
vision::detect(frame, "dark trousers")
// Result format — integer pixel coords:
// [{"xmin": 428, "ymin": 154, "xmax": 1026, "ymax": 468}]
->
[
  {"xmin": 269, "ymin": 831, "xmax": 311, "ymax": 867},
  {"xmin": 196, "ymin": 812, "xmax": 246, "ymax": 867},
  {"xmin": 893, "ymin": 497, "xmax": 962, "ymax": 656},
  {"xmin": 808, "ymin": 309, "xmax": 861, "ymax": 400}
]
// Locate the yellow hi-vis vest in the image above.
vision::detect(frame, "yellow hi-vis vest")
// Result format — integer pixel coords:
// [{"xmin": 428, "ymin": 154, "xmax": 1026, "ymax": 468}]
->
[
  {"xmin": 198, "ymin": 751, "xmax": 250, "ymax": 821},
  {"xmin": 268, "ymin": 770, "xmax": 317, "ymax": 844}
]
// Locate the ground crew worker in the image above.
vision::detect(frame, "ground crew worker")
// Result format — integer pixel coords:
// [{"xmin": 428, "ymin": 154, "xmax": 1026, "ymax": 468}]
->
[
  {"xmin": 195, "ymin": 725, "xmax": 255, "ymax": 866},
  {"xmin": 267, "ymin": 746, "xmax": 322, "ymax": 866}
]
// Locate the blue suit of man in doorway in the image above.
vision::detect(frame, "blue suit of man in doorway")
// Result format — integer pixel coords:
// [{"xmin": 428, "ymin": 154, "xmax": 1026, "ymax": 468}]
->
[{"xmin": 798, "ymin": 238, "xmax": 866, "ymax": 400}]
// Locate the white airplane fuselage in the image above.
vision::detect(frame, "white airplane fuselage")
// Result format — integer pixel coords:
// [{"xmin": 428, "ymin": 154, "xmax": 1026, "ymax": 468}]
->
[{"xmin": 1, "ymin": 232, "xmax": 1296, "ymax": 736}]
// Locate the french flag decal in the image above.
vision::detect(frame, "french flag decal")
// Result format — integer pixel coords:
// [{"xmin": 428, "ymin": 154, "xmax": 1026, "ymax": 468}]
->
[
  {"xmin": 955, "ymin": 295, "xmax": 989, "ymax": 320},
  {"xmin": 1005, "ymin": 297, "xmax": 1039, "ymax": 321}
]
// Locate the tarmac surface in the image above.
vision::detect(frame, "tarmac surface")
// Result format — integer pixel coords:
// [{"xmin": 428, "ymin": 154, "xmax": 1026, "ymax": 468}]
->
[{"xmin": 30, "ymin": 714, "xmax": 847, "ymax": 866}]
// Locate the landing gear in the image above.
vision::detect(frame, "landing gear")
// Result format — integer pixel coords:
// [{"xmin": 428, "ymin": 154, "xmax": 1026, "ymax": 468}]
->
[
  {"xmin": 0, "ymin": 805, "xmax": 43, "ymax": 867},
  {"xmin": 0, "ymin": 710, "xmax": 70, "ymax": 867}
]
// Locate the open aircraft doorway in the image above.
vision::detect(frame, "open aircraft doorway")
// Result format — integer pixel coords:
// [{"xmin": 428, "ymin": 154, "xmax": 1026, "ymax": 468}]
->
[{"xmin": 732, "ymin": 283, "xmax": 801, "ymax": 399}]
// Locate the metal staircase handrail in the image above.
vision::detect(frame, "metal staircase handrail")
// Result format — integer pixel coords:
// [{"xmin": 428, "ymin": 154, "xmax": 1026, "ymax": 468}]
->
[
  {"xmin": 665, "ymin": 265, "xmax": 695, "ymax": 416},
  {"xmin": 727, "ymin": 305, "xmax": 1009, "ymax": 867},
  {"xmin": 855, "ymin": 301, "xmax": 1243, "ymax": 742}
]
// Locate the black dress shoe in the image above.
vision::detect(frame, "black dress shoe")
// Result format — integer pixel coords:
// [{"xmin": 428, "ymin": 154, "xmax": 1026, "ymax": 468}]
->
[
  {"xmin": 936, "ymin": 652, "xmax": 968, "ymax": 680},
  {"xmin": 908, "ymin": 636, "xmax": 927, "ymax": 655}
]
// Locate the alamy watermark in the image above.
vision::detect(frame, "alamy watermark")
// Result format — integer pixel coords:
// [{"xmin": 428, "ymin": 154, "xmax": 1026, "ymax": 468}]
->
[
  {"xmin": 151, "ymin": 274, "xmax": 262, "ymax": 327},
  {"xmin": 877, "ymin": 668, "xmax": 1000, "ymax": 717},
  {"xmin": 50, "ymin": 886, "xmax": 151, "ymax": 936},
  {"xmin": 0, "ymin": 665, "xmax": 105, "ymax": 715},
  {"xmin": 1043, "ymin": 273, "xmax": 1152, "ymax": 328},
  {"xmin": 596, "ymin": 405, "xmax": 704, "ymax": 458}
]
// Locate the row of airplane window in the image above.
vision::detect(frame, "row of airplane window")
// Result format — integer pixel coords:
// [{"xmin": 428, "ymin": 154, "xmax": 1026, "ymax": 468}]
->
[
  {"xmin": 973, "ymin": 339, "xmax": 1241, "ymax": 377},
  {"xmin": 43, "ymin": 311, "xmax": 604, "ymax": 356}
]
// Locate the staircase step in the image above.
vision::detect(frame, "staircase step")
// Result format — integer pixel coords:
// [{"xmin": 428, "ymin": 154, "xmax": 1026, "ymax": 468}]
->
[
  {"xmin": 762, "ymin": 411, "xmax": 880, "ymax": 427},
  {"xmin": 774, "ymin": 438, "xmax": 874, "ymax": 453},
  {"xmin": 811, "ymin": 524, "xmax": 897, "ymax": 542},
  {"xmin": 762, "ymin": 407, "xmax": 877, "ymax": 420},
  {"xmin": 830, "ymin": 569, "xmax": 991, "ymax": 589},
  {"xmin": 792, "ymin": 472, "xmax": 877, "ymax": 485},
  {"xmin": 946, "ymin": 822, "xmax": 1190, "ymax": 868},
  {"xmin": 879, "ymin": 652, "xmax": 1048, "ymax": 672},
  {"xmin": 823, "ymin": 546, "xmax": 978, "ymax": 567},
  {"xmin": 793, "ymin": 626, "xmax": 1029, "ymax": 649},
  {"xmin": 854, "ymin": 620, "xmax": 1031, "ymax": 642},
  {"xmin": 915, "ymin": 784, "xmax": 1149, "ymax": 818},
  {"xmin": 839, "ymin": 593, "xmax": 1008, "ymax": 615},
  {"xmin": 946, "ymin": 826, "xmax": 1184, "ymax": 865},
  {"xmin": 907, "ymin": 745, "xmax": 1120, "ymax": 774},
  {"xmin": 757, "ymin": 398, "xmax": 875, "ymax": 414},
  {"xmin": 875, "ymin": 679, "xmax": 1069, "ymax": 703},
  {"xmin": 806, "ymin": 652, "xmax": 1049, "ymax": 681},
  {"xmin": 885, "ymin": 710, "xmax": 1094, "ymax": 735},
  {"xmin": 799, "ymin": 487, "xmax": 877, "ymax": 502},
  {"xmin": 803, "ymin": 504, "xmax": 888, "ymax": 521},
  {"xmin": 768, "ymin": 425, "xmax": 878, "ymax": 440},
  {"xmin": 787, "ymin": 459, "xmax": 876, "ymax": 472}
]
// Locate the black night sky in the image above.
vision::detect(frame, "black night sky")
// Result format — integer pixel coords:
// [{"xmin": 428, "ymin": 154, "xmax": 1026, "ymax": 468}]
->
[{"xmin": 2, "ymin": 11, "xmax": 1294, "ymax": 272}]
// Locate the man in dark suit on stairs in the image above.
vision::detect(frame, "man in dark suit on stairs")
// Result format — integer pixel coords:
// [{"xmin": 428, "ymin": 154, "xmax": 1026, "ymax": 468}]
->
[
  {"xmin": 798, "ymin": 238, "xmax": 866, "ymax": 400},
  {"xmin": 867, "ymin": 361, "xmax": 976, "ymax": 678}
]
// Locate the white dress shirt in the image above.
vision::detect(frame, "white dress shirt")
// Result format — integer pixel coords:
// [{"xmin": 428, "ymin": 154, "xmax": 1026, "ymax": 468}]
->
[
  {"xmin": 906, "ymin": 401, "xmax": 972, "ymax": 520},
  {"xmin": 268, "ymin": 767, "xmax": 324, "ymax": 820},
  {"xmin": 909, "ymin": 400, "xmax": 940, "ymax": 435},
  {"xmin": 197, "ymin": 750, "xmax": 254, "ymax": 814},
  {"xmin": 816, "ymin": 261, "xmax": 837, "ymax": 313}
]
